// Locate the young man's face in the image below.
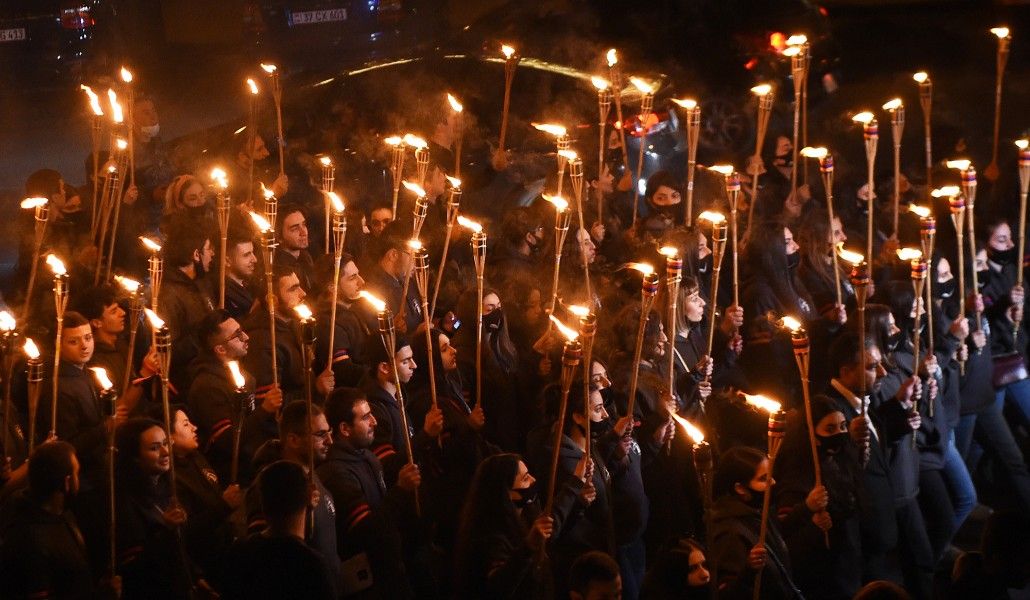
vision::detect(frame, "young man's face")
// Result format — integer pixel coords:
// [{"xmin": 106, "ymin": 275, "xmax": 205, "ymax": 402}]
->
[
  {"xmin": 92, "ymin": 302, "xmax": 126, "ymax": 337},
  {"xmin": 215, "ymin": 317, "xmax": 249, "ymax": 360},
  {"xmin": 227, "ymin": 241, "xmax": 258, "ymax": 279},
  {"xmin": 369, "ymin": 208, "xmax": 392, "ymax": 237},
  {"xmin": 337, "ymin": 261, "xmax": 364, "ymax": 302},
  {"xmin": 61, "ymin": 323, "xmax": 94, "ymax": 365},
  {"xmin": 277, "ymin": 273, "xmax": 306, "ymax": 310},
  {"xmin": 395, "ymin": 345, "xmax": 417, "ymax": 383},
  {"xmin": 342, "ymin": 399, "xmax": 377, "ymax": 449},
  {"xmin": 195, "ymin": 239, "xmax": 215, "ymax": 273},
  {"xmin": 281, "ymin": 211, "xmax": 309, "ymax": 252}
]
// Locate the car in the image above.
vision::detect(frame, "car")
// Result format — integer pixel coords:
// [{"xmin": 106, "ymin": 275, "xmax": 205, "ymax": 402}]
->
[{"xmin": 0, "ymin": 0, "xmax": 106, "ymax": 87}]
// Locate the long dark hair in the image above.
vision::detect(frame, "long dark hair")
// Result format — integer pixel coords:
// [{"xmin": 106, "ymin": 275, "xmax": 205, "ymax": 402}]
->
[
  {"xmin": 712, "ymin": 446, "xmax": 766, "ymax": 500},
  {"xmin": 410, "ymin": 326, "xmax": 463, "ymax": 399},
  {"xmin": 454, "ymin": 453, "xmax": 529, "ymax": 594},
  {"xmin": 742, "ymin": 219, "xmax": 815, "ymax": 320},
  {"xmin": 115, "ymin": 418, "xmax": 170, "ymax": 500},
  {"xmin": 454, "ymin": 287, "xmax": 518, "ymax": 372},
  {"xmin": 796, "ymin": 207, "xmax": 835, "ymax": 292}
]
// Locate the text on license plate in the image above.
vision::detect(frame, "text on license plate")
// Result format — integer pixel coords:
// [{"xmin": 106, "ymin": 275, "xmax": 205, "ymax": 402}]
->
[
  {"xmin": 289, "ymin": 9, "xmax": 347, "ymax": 26},
  {"xmin": 0, "ymin": 28, "xmax": 26, "ymax": 42}
]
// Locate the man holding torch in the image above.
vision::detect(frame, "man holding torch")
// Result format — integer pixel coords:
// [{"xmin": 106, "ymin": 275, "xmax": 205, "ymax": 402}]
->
[{"xmin": 314, "ymin": 253, "xmax": 370, "ymax": 389}]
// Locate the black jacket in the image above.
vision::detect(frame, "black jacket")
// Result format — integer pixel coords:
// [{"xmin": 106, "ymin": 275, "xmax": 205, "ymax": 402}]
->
[
  {"xmin": 175, "ymin": 451, "xmax": 234, "ymax": 576},
  {"xmin": 707, "ymin": 495, "xmax": 799, "ymax": 600},
  {"xmin": 242, "ymin": 311, "xmax": 306, "ymax": 400},
  {"xmin": 157, "ymin": 267, "xmax": 215, "ymax": 392},
  {"xmin": 40, "ymin": 362, "xmax": 105, "ymax": 476},
  {"xmin": 314, "ymin": 299, "xmax": 370, "ymax": 389}
]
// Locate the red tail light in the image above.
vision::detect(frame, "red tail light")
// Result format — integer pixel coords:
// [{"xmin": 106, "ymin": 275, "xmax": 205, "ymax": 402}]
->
[{"xmin": 61, "ymin": 6, "xmax": 93, "ymax": 30}]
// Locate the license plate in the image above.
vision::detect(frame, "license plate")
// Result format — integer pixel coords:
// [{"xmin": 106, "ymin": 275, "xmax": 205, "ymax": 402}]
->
[
  {"xmin": 289, "ymin": 8, "xmax": 347, "ymax": 26},
  {"xmin": 0, "ymin": 28, "xmax": 26, "ymax": 42}
]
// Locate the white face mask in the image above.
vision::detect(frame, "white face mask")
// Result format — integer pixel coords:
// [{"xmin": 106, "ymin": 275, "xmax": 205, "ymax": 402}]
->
[{"xmin": 140, "ymin": 124, "xmax": 160, "ymax": 138}]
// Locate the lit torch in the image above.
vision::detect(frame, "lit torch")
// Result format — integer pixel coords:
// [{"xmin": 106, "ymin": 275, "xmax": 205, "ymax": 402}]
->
[
  {"xmin": 498, "ymin": 44, "xmax": 520, "ymax": 154},
  {"xmin": 404, "ymin": 134, "xmax": 430, "ymax": 189},
  {"xmin": 319, "ymin": 155, "xmax": 335, "ymax": 251},
  {"xmin": 120, "ymin": 66, "xmax": 136, "ymax": 187},
  {"xmin": 911, "ymin": 203, "xmax": 936, "ymax": 353},
  {"xmin": 448, "ymin": 93, "xmax": 464, "ymax": 178},
  {"xmin": 742, "ymin": 391, "xmax": 789, "ymax": 599},
  {"xmin": 260, "ymin": 62, "xmax": 285, "ymax": 177},
  {"xmin": 145, "ymin": 308, "xmax": 178, "ymax": 502},
  {"xmin": 592, "ymin": 76, "xmax": 613, "ymax": 222},
  {"xmin": 629, "ymin": 77, "xmax": 656, "ymax": 229},
  {"xmin": 606, "ymin": 49, "xmax": 630, "ymax": 175},
  {"xmin": 882, "ymin": 98, "xmax": 905, "ymax": 238},
  {"xmin": 115, "ymin": 275, "xmax": 144, "ymax": 397},
  {"xmin": 852, "ymin": 111, "xmax": 878, "ymax": 262},
  {"xmin": 226, "ymin": 360, "xmax": 250, "ymax": 485},
  {"xmin": 81, "ymin": 84, "xmax": 104, "ymax": 229},
  {"xmin": 747, "ymin": 84, "xmax": 774, "ymax": 229},
  {"xmin": 19, "ymin": 197, "xmax": 49, "ymax": 323},
  {"xmin": 411, "ymin": 243, "xmax": 436, "ymax": 411},
  {"xmin": 985, "ymin": 27, "xmax": 1011, "ymax": 182},
  {"xmin": 326, "ymin": 192, "xmax": 348, "ymax": 370},
  {"xmin": 913, "ymin": 72, "xmax": 933, "ymax": 197},
  {"xmin": 899, "ymin": 246, "xmax": 928, "ymax": 444},
  {"xmin": 1018, "ymin": 140, "xmax": 1030, "ymax": 296},
  {"xmin": 212, "ymin": 168, "xmax": 231, "ymax": 308},
  {"xmin": 385, "ymin": 135, "xmax": 406, "ymax": 216},
  {"xmin": 0, "ymin": 312, "xmax": 18, "ymax": 466},
  {"xmin": 543, "ymin": 315, "xmax": 582, "ymax": 520},
  {"xmin": 46, "ymin": 255, "xmax": 70, "ymax": 440},
  {"xmin": 249, "ymin": 211, "xmax": 280, "ymax": 392},
  {"xmin": 24, "ymin": 338, "xmax": 43, "ymax": 455},
  {"xmin": 699, "ymin": 211, "xmax": 728, "ymax": 377},
  {"xmin": 624, "ymin": 263, "xmax": 660, "ymax": 424},
  {"xmin": 544, "ymin": 195, "xmax": 572, "ymax": 318},
  {"xmin": 91, "ymin": 364, "xmax": 119, "ymax": 582},
  {"xmin": 801, "ymin": 146, "xmax": 843, "ymax": 304},
  {"xmin": 672, "ymin": 98, "xmax": 702, "ymax": 226},
  {"xmin": 778, "ymin": 315, "xmax": 825, "ymax": 515},
  {"xmin": 430, "ymin": 177, "xmax": 463, "ymax": 319},
  {"xmin": 659, "ymin": 246, "xmax": 682, "ymax": 403}
]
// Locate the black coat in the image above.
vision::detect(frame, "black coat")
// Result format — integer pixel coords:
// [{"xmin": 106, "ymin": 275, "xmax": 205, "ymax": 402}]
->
[
  {"xmin": 39, "ymin": 362, "xmax": 105, "ymax": 477},
  {"xmin": 707, "ymin": 495, "xmax": 799, "ymax": 600}
]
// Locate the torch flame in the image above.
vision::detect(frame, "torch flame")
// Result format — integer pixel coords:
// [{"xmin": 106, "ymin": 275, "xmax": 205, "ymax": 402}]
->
[
  {"xmin": 293, "ymin": 303, "xmax": 313, "ymax": 321},
  {"xmin": 115, "ymin": 138, "xmax": 128, "ymax": 150},
  {"xmin": 658, "ymin": 246, "xmax": 679, "ymax": 258},
  {"xmin": 750, "ymin": 83, "xmax": 772, "ymax": 96},
  {"xmin": 543, "ymin": 194, "xmax": 569, "ymax": 212},
  {"xmin": 548, "ymin": 315, "xmax": 580, "ymax": 341},
  {"xmin": 627, "ymin": 262, "xmax": 655, "ymax": 276},
  {"xmin": 567, "ymin": 304, "xmax": 590, "ymax": 317},
  {"xmin": 909, "ymin": 204, "xmax": 931, "ymax": 218},
  {"xmin": 780, "ymin": 315, "xmax": 803, "ymax": 332},
  {"xmin": 991, "ymin": 27, "xmax": 1010, "ymax": 39},
  {"xmin": 114, "ymin": 275, "xmax": 141, "ymax": 294},
  {"xmin": 46, "ymin": 254, "xmax": 66, "ymax": 276},
  {"xmin": 800, "ymin": 146, "xmax": 828, "ymax": 159},
  {"xmin": 897, "ymin": 247, "xmax": 924, "ymax": 261},
  {"xmin": 533, "ymin": 123, "xmax": 567, "ymax": 137},
  {"xmin": 139, "ymin": 236, "xmax": 162, "ymax": 253},
  {"xmin": 447, "ymin": 93, "xmax": 463, "ymax": 113},
  {"xmin": 851, "ymin": 112, "xmax": 874, "ymax": 124},
  {"xmin": 406, "ymin": 239, "xmax": 423, "ymax": 252},
  {"xmin": 445, "ymin": 175, "xmax": 462, "ymax": 188},
  {"xmin": 384, "ymin": 135, "xmax": 403, "ymax": 147},
  {"xmin": 671, "ymin": 98, "xmax": 698, "ymax": 109},
  {"xmin": 882, "ymin": 98, "xmax": 903, "ymax": 111},
  {"xmin": 0, "ymin": 311, "xmax": 15, "ymax": 332},
  {"xmin": 743, "ymin": 392, "xmax": 783, "ymax": 414},
  {"xmin": 557, "ymin": 149, "xmax": 578, "ymax": 161},
  {"xmin": 402, "ymin": 134, "xmax": 427, "ymax": 149},
  {"xmin": 786, "ymin": 34, "xmax": 809, "ymax": 46},
  {"xmin": 671, "ymin": 413, "xmax": 705, "ymax": 443},
  {"xmin": 107, "ymin": 89, "xmax": 123, "ymax": 123},
  {"xmin": 90, "ymin": 367, "xmax": 114, "ymax": 391},
  {"xmin": 931, "ymin": 186, "xmax": 961, "ymax": 198},
  {"xmin": 629, "ymin": 77, "xmax": 655, "ymax": 95},
  {"xmin": 260, "ymin": 182, "xmax": 275, "ymax": 200},
  {"xmin": 606, "ymin": 48, "xmax": 618, "ymax": 67},
  {"xmin": 120, "ymin": 66, "xmax": 133, "ymax": 83},
  {"xmin": 402, "ymin": 181, "xmax": 427, "ymax": 197},
  {"xmin": 23, "ymin": 338, "xmax": 40, "ymax": 359},
  {"xmin": 20, "ymin": 197, "xmax": 47, "ymax": 209},
  {"xmin": 913, "ymin": 71, "xmax": 929, "ymax": 83},
  {"xmin": 327, "ymin": 191, "xmax": 345, "ymax": 213},
  {"xmin": 319, "ymin": 156, "xmax": 332, "ymax": 167},
  {"xmin": 708, "ymin": 164, "xmax": 735, "ymax": 175},
  {"xmin": 227, "ymin": 360, "xmax": 246, "ymax": 389},
  {"xmin": 246, "ymin": 78, "xmax": 259, "ymax": 95},
  {"xmin": 782, "ymin": 46, "xmax": 802, "ymax": 57},
  {"xmin": 836, "ymin": 244, "xmax": 865, "ymax": 266},
  {"xmin": 1016, "ymin": 139, "xmax": 1029, "ymax": 150},
  {"xmin": 501, "ymin": 44, "xmax": 516, "ymax": 59},
  {"xmin": 80, "ymin": 85, "xmax": 104, "ymax": 116},
  {"xmin": 945, "ymin": 159, "xmax": 971, "ymax": 171},
  {"xmin": 260, "ymin": 63, "xmax": 277, "ymax": 74},
  {"xmin": 457, "ymin": 215, "xmax": 483, "ymax": 233},
  {"xmin": 358, "ymin": 290, "xmax": 387, "ymax": 313},
  {"xmin": 591, "ymin": 76, "xmax": 610, "ymax": 91},
  {"xmin": 248, "ymin": 211, "xmax": 272, "ymax": 233},
  {"xmin": 144, "ymin": 308, "xmax": 166, "ymax": 330},
  {"xmin": 698, "ymin": 210, "xmax": 727, "ymax": 225}
]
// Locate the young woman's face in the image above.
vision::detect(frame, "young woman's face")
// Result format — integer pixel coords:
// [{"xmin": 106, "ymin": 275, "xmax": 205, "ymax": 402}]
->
[
  {"xmin": 683, "ymin": 288, "xmax": 705, "ymax": 323},
  {"xmin": 652, "ymin": 185, "xmax": 681, "ymax": 207},
  {"xmin": 182, "ymin": 182, "xmax": 206, "ymax": 208},
  {"xmin": 508, "ymin": 460, "xmax": 535, "ymax": 500},
  {"xmin": 815, "ymin": 411, "xmax": 847, "ymax": 438},
  {"xmin": 936, "ymin": 257, "xmax": 953, "ymax": 284},
  {"xmin": 784, "ymin": 228, "xmax": 799, "ymax": 255},
  {"xmin": 745, "ymin": 458, "xmax": 773, "ymax": 495},
  {"xmin": 171, "ymin": 410, "xmax": 199, "ymax": 455},
  {"xmin": 138, "ymin": 425, "xmax": 171, "ymax": 475},
  {"xmin": 687, "ymin": 548, "xmax": 711, "ymax": 587},
  {"xmin": 990, "ymin": 223, "xmax": 1014, "ymax": 252}
]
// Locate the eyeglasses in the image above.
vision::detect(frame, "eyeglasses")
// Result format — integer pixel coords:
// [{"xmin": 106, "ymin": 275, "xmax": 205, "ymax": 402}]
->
[{"xmin": 220, "ymin": 328, "xmax": 246, "ymax": 345}]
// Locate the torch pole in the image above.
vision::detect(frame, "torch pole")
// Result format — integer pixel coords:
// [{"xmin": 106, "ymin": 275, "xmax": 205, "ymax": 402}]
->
[
  {"xmin": 1, "ymin": 330, "xmax": 19, "ymax": 464},
  {"xmin": 579, "ymin": 312, "xmax": 597, "ymax": 461},
  {"xmin": 790, "ymin": 51, "xmax": 805, "ymax": 201},
  {"xmin": 21, "ymin": 203, "xmax": 50, "ymax": 324},
  {"xmin": 726, "ymin": 173, "xmax": 742, "ymax": 308},
  {"xmin": 271, "ymin": 71, "xmax": 285, "ymax": 178},
  {"xmin": 570, "ymin": 158, "xmax": 593, "ymax": 303},
  {"xmin": 790, "ymin": 329, "xmax": 824, "ymax": 501},
  {"xmin": 631, "ymin": 92, "xmax": 655, "ymax": 229},
  {"xmin": 850, "ymin": 260, "xmax": 871, "ymax": 425},
  {"xmin": 547, "ymin": 208, "xmax": 572, "ymax": 319},
  {"xmin": 665, "ymin": 255, "xmax": 683, "ymax": 407},
  {"xmin": 544, "ymin": 340, "xmax": 583, "ymax": 518},
  {"xmin": 412, "ymin": 248, "xmax": 437, "ymax": 411},
  {"xmin": 625, "ymin": 272, "xmax": 660, "ymax": 422},
  {"xmin": 326, "ymin": 208, "xmax": 348, "ymax": 369},
  {"xmin": 863, "ymin": 120, "xmax": 879, "ymax": 264},
  {"xmin": 986, "ymin": 33, "xmax": 1010, "ymax": 181},
  {"xmin": 49, "ymin": 274, "xmax": 69, "ymax": 439},
  {"xmin": 609, "ymin": 64, "xmax": 630, "ymax": 175},
  {"xmin": 216, "ymin": 187, "xmax": 231, "ymax": 309},
  {"xmin": 27, "ymin": 354, "xmax": 42, "ymax": 455},
  {"xmin": 259, "ymin": 229, "xmax": 280, "ymax": 391},
  {"xmin": 298, "ymin": 313, "xmax": 316, "ymax": 478},
  {"xmin": 918, "ymin": 79, "xmax": 933, "ymax": 199},
  {"xmin": 753, "ymin": 409, "xmax": 788, "ymax": 600},
  {"xmin": 90, "ymin": 115, "xmax": 102, "ymax": 235},
  {"xmin": 98, "ymin": 383, "xmax": 118, "ymax": 585},
  {"xmin": 950, "ymin": 195, "xmax": 967, "ymax": 374},
  {"xmin": 890, "ymin": 106, "xmax": 905, "ymax": 239},
  {"xmin": 597, "ymin": 87, "xmax": 612, "ymax": 224},
  {"xmin": 121, "ymin": 289, "xmax": 143, "ymax": 397},
  {"xmin": 430, "ymin": 187, "xmax": 461, "ymax": 320},
  {"xmin": 499, "ymin": 51, "xmax": 520, "ymax": 153},
  {"xmin": 705, "ymin": 222, "xmax": 729, "ymax": 382},
  {"xmin": 472, "ymin": 231, "xmax": 487, "ymax": 409},
  {"xmin": 556, "ymin": 134, "xmax": 571, "ymax": 198},
  {"xmin": 229, "ymin": 382, "xmax": 249, "ymax": 486},
  {"xmin": 910, "ymin": 257, "xmax": 927, "ymax": 449},
  {"xmin": 749, "ymin": 93, "xmax": 774, "ymax": 231},
  {"xmin": 819, "ymin": 156, "xmax": 843, "ymax": 304},
  {"xmin": 961, "ymin": 168, "xmax": 983, "ymax": 337},
  {"xmin": 693, "ymin": 440, "xmax": 714, "ymax": 509},
  {"xmin": 321, "ymin": 160, "xmax": 335, "ymax": 252},
  {"xmin": 153, "ymin": 324, "xmax": 178, "ymax": 502},
  {"xmin": 1018, "ymin": 148, "xmax": 1030, "ymax": 336},
  {"xmin": 919, "ymin": 216, "xmax": 937, "ymax": 357},
  {"xmin": 389, "ymin": 143, "xmax": 406, "ymax": 218}
]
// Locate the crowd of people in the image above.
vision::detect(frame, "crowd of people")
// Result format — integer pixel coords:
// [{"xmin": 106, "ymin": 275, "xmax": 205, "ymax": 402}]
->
[{"xmin": 0, "ymin": 51, "xmax": 1029, "ymax": 600}]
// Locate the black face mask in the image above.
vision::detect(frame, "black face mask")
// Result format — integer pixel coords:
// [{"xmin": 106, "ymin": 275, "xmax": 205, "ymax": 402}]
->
[
  {"xmin": 887, "ymin": 331, "xmax": 903, "ymax": 353},
  {"xmin": 786, "ymin": 252, "xmax": 801, "ymax": 270},
  {"xmin": 697, "ymin": 254, "xmax": 712, "ymax": 275},
  {"xmin": 510, "ymin": 482, "xmax": 538, "ymax": 509},
  {"xmin": 818, "ymin": 432, "xmax": 849, "ymax": 455},
  {"xmin": 775, "ymin": 152, "xmax": 794, "ymax": 169},
  {"xmin": 592, "ymin": 417, "xmax": 613, "ymax": 439},
  {"xmin": 989, "ymin": 246, "xmax": 1017, "ymax": 265},
  {"xmin": 977, "ymin": 269, "xmax": 990, "ymax": 291},
  {"xmin": 483, "ymin": 309, "xmax": 504, "ymax": 331},
  {"xmin": 935, "ymin": 278, "xmax": 957, "ymax": 300},
  {"xmin": 194, "ymin": 258, "xmax": 208, "ymax": 277},
  {"xmin": 743, "ymin": 485, "xmax": 765, "ymax": 510}
]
